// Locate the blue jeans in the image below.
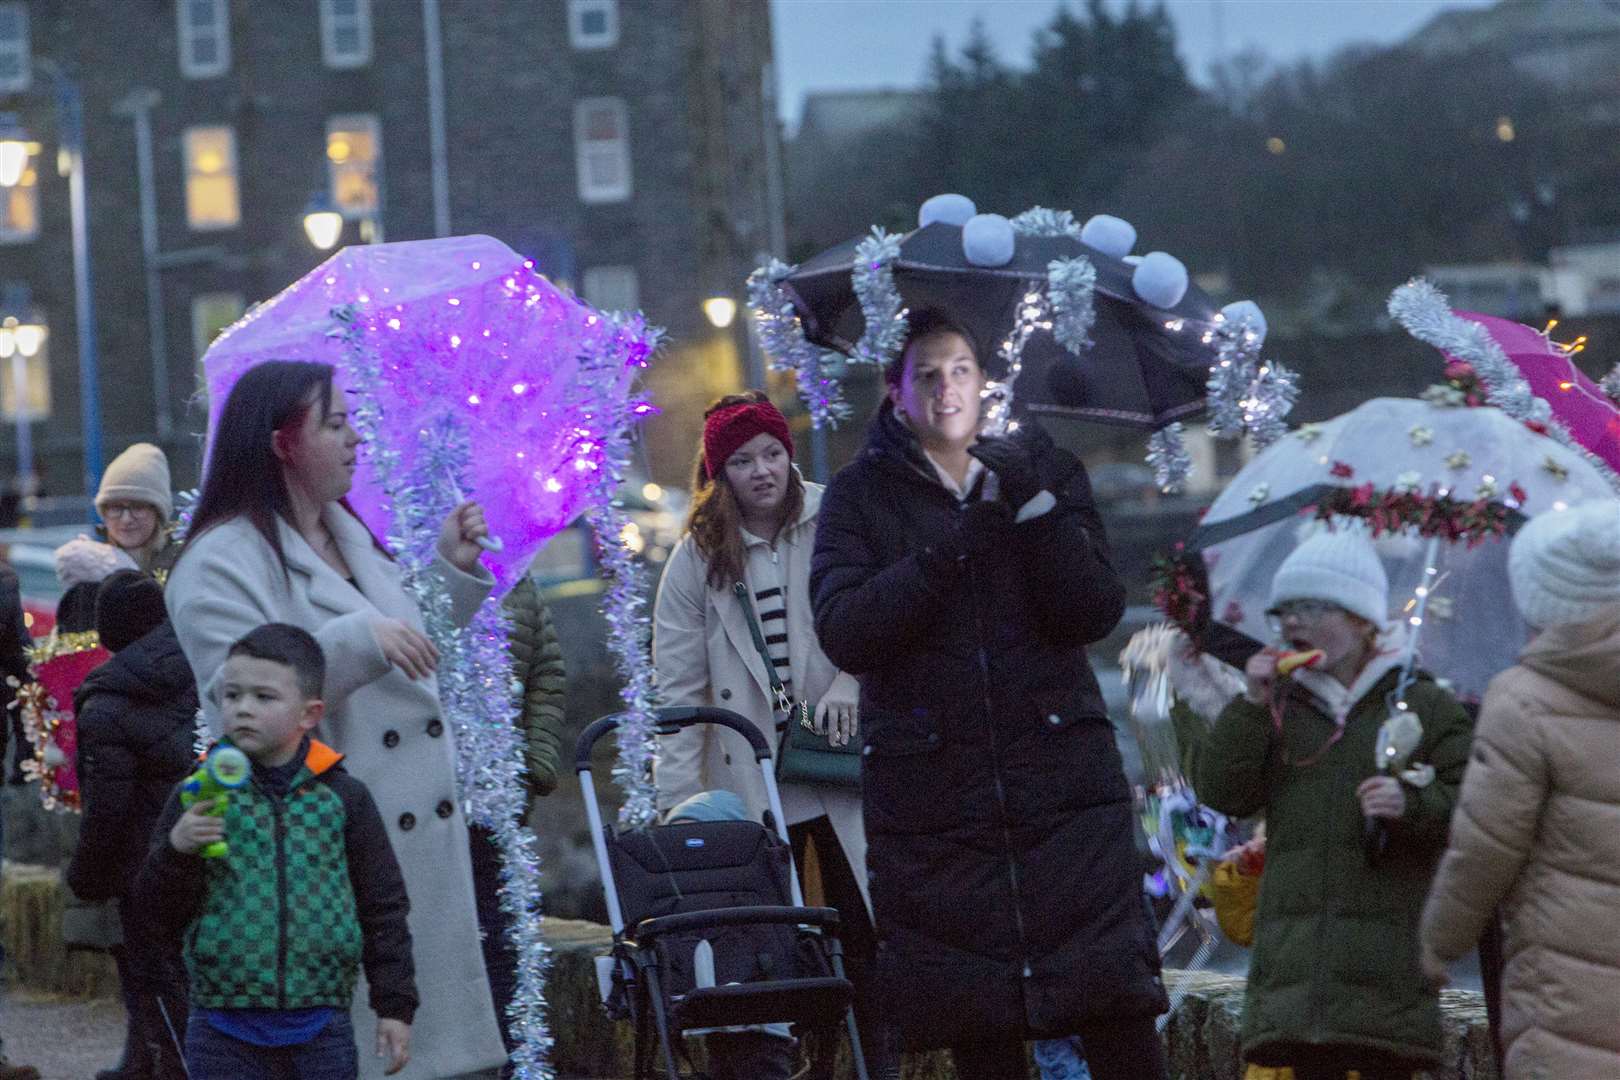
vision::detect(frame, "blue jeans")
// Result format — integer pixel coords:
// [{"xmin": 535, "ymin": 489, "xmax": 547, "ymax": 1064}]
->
[{"xmin": 185, "ymin": 1012, "xmax": 358, "ymax": 1080}]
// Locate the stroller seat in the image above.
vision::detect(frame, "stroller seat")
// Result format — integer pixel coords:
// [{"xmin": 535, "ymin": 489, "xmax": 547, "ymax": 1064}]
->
[{"xmin": 576, "ymin": 707, "xmax": 870, "ymax": 1080}]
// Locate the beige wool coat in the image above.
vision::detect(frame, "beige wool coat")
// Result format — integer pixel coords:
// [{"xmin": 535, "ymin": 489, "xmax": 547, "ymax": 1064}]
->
[
  {"xmin": 653, "ymin": 482, "xmax": 870, "ymax": 911},
  {"xmin": 1422, "ymin": 604, "xmax": 1620, "ymax": 1079},
  {"xmin": 165, "ymin": 506, "xmax": 505, "ymax": 1080}
]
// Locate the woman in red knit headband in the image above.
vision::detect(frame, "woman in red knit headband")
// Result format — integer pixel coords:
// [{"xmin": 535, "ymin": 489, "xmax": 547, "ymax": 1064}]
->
[{"xmin": 651, "ymin": 390, "xmax": 895, "ymax": 1080}]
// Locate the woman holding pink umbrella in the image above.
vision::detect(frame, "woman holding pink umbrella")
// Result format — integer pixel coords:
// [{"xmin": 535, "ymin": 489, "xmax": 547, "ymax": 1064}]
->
[{"xmin": 166, "ymin": 360, "xmax": 506, "ymax": 1080}]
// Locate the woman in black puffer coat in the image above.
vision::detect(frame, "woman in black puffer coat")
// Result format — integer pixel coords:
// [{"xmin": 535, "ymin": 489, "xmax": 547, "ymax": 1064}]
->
[
  {"xmin": 67, "ymin": 571, "xmax": 197, "ymax": 1079},
  {"xmin": 810, "ymin": 313, "xmax": 1168, "ymax": 1080}
]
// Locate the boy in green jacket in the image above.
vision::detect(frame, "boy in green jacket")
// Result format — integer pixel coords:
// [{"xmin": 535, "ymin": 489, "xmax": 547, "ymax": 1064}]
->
[
  {"xmin": 1189, "ymin": 526, "xmax": 1472, "ymax": 1080},
  {"xmin": 138, "ymin": 623, "xmax": 417, "ymax": 1079}
]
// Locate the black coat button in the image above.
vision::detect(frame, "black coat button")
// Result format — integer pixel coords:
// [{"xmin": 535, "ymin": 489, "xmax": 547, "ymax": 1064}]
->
[
  {"xmin": 398, "ymin": 813, "xmax": 416, "ymax": 831},
  {"xmin": 720, "ymin": 689, "xmax": 732, "ymax": 700},
  {"xmin": 426, "ymin": 719, "xmax": 444, "ymax": 737},
  {"xmin": 383, "ymin": 730, "xmax": 399, "ymax": 748},
  {"xmin": 436, "ymin": 800, "xmax": 453, "ymax": 819}
]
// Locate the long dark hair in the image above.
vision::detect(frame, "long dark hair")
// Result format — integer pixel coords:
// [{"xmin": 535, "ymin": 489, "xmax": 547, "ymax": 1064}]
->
[
  {"xmin": 179, "ymin": 361, "xmax": 351, "ymax": 576},
  {"xmin": 685, "ymin": 391, "xmax": 804, "ymax": 591}
]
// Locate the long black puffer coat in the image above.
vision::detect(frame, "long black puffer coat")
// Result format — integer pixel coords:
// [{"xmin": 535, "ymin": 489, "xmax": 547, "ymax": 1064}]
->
[
  {"xmin": 65, "ymin": 622, "xmax": 199, "ymax": 902},
  {"xmin": 810, "ymin": 403, "xmax": 1166, "ymax": 1049}
]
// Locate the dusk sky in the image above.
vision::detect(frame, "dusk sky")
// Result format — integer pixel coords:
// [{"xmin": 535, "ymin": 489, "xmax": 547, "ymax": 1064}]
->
[{"xmin": 771, "ymin": 0, "xmax": 1497, "ymax": 129}]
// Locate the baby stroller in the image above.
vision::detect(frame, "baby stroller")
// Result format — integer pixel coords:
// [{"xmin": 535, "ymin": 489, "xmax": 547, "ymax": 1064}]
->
[{"xmin": 576, "ymin": 706, "xmax": 871, "ymax": 1080}]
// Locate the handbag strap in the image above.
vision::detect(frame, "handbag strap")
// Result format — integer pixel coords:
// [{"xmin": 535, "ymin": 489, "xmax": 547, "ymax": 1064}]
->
[{"xmin": 732, "ymin": 581, "xmax": 794, "ymax": 716}]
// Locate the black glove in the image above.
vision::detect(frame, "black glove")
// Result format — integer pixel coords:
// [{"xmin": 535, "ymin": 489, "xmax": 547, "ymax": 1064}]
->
[
  {"xmin": 968, "ymin": 433, "xmax": 1043, "ymax": 510},
  {"xmin": 918, "ymin": 500, "xmax": 1013, "ymax": 582}
]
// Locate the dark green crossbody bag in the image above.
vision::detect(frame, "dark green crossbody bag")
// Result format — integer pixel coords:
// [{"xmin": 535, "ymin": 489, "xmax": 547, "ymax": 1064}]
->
[{"xmin": 732, "ymin": 581, "xmax": 861, "ymax": 790}]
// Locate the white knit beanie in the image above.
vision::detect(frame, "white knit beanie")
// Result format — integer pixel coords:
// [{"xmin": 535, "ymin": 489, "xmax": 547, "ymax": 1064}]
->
[
  {"xmin": 54, "ymin": 535, "xmax": 139, "ymax": 588},
  {"xmin": 1269, "ymin": 524, "xmax": 1390, "ymax": 627},
  {"xmin": 1508, "ymin": 499, "xmax": 1620, "ymax": 629},
  {"xmin": 95, "ymin": 442, "xmax": 172, "ymax": 521}
]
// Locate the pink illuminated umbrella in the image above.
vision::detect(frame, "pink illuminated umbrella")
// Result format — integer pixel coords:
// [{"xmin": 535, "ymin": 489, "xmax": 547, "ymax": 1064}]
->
[
  {"xmin": 1449, "ymin": 311, "xmax": 1620, "ymax": 475},
  {"xmin": 1391, "ymin": 279, "xmax": 1620, "ymax": 481},
  {"xmin": 200, "ymin": 235, "xmax": 657, "ymax": 595}
]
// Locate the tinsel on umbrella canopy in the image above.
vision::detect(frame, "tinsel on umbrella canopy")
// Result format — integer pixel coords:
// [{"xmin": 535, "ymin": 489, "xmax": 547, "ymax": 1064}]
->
[
  {"xmin": 1391, "ymin": 278, "xmax": 1620, "ymax": 478},
  {"xmin": 1155, "ymin": 396, "xmax": 1618, "ymax": 703},
  {"xmin": 749, "ymin": 195, "xmax": 1298, "ymax": 490},
  {"xmin": 199, "ymin": 235, "xmax": 665, "ymax": 1080}
]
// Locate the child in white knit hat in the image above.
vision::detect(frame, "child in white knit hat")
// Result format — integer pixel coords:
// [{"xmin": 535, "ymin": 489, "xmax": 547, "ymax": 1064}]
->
[
  {"xmin": 1421, "ymin": 499, "xmax": 1620, "ymax": 1079},
  {"xmin": 1188, "ymin": 522, "xmax": 1474, "ymax": 1080}
]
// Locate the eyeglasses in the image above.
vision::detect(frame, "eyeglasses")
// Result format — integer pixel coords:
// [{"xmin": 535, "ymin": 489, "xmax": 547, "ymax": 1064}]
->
[
  {"xmin": 102, "ymin": 502, "xmax": 157, "ymax": 520},
  {"xmin": 1264, "ymin": 599, "xmax": 1342, "ymax": 635}
]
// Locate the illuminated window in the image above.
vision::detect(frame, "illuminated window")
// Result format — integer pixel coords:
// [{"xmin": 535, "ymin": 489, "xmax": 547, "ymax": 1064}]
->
[
  {"xmin": 573, "ymin": 97, "xmax": 630, "ymax": 204},
  {"xmin": 326, "ymin": 114, "xmax": 380, "ymax": 217},
  {"xmin": 184, "ymin": 126, "xmax": 240, "ymax": 230},
  {"xmin": 0, "ymin": 162, "xmax": 38, "ymax": 244},
  {"xmin": 177, "ymin": 0, "xmax": 230, "ymax": 79},
  {"xmin": 191, "ymin": 292, "xmax": 244, "ymax": 363},
  {"xmin": 320, "ymin": 0, "xmax": 372, "ymax": 69},
  {"xmin": 0, "ymin": 3, "xmax": 30, "ymax": 93},
  {"xmin": 569, "ymin": 0, "xmax": 619, "ymax": 50},
  {"xmin": 582, "ymin": 266, "xmax": 638, "ymax": 312}
]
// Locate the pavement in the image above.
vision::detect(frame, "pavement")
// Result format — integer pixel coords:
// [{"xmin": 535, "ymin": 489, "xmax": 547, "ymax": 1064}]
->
[{"xmin": 1, "ymin": 991, "xmax": 125, "ymax": 1080}]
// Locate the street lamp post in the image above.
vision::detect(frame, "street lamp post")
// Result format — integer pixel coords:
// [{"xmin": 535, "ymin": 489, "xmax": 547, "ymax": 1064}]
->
[
  {"xmin": 0, "ymin": 61, "xmax": 105, "ymax": 501},
  {"xmin": 0, "ymin": 313, "xmax": 47, "ymax": 500}
]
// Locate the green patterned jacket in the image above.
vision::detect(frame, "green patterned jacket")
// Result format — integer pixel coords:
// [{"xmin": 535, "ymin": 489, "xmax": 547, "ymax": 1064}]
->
[{"xmin": 138, "ymin": 739, "xmax": 418, "ymax": 1021}]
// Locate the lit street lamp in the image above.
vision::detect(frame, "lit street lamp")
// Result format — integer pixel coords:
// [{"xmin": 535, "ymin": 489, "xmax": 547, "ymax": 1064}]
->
[
  {"xmin": 0, "ymin": 312, "xmax": 49, "ymax": 497},
  {"xmin": 702, "ymin": 296, "xmax": 738, "ymax": 329},
  {"xmin": 302, "ymin": 192, "xmax": 344, "ymax": 250},
  {"xmin": 0, "ymin": 114, "xmax": 39, "ymax": 188}
]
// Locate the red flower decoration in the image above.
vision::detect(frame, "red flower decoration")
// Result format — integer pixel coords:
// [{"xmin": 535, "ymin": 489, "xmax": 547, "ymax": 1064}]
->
[
  {"xmin": 1524, "ymin": 420, "xmax": 1547, "ymax": 435},
  {"xmin": 1330, "ymin": 461, "xmax": 1355, "ymax": 479},
  {"xmin": 1510, "ymin": 482, "xmax": 1528, "ymax": 505}
]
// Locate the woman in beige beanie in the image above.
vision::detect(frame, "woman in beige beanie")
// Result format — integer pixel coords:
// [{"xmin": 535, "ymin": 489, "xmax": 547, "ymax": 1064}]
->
[{"xmin": 95, "ymin": 443, "xmax": 176, "ymax": 577}]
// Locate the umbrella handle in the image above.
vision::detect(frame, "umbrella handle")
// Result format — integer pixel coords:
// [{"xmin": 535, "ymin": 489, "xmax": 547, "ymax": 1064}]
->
[{"xmin": 445, "ymin": 471, "xmax": 505, "ymax": 553}]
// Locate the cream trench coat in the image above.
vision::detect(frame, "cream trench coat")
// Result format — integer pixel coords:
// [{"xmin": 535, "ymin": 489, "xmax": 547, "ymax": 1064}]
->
[
  {"xmin": 165, "ymin": 506, "xmax": 505, "ymax": 1080},
  {"xmin": 653, "ymin": 482, "xmax": 870, "ymax": 912}
]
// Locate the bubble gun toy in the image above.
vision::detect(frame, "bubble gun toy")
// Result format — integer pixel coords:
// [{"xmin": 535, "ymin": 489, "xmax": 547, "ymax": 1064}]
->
[{"xmin": 180, "ymin": 745, "xmax": 251, "ymax": 858}]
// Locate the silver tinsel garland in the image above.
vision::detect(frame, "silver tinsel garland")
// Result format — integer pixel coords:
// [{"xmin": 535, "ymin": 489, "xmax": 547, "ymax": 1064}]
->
[
  {"xmin": 1147, "ymin": 422, "xmax": 1193, "ymax": 492},
  {"xmin": 1010, "ymin": 206, "xmax": 1083, "ymax": 240},
  {"xmin": 1202, "ymin": 309, "xmax": 1298, "ymax": 449},
  {"xmin": 852, "ymin": 227, "xmax": 908, "ymax": 367},
  {"xmin": 982, "ymin": 287, "xmax": 1051, "ymax": 436},
  {"xmin": 1046, "ymin": 256, "xmax": 1097, "ymax": 356},
  {"xmin": 330, "ymin": 305, "xmax": 556, "ymax": 1078},
  {"xmin": 747, "ymin": 259, "xmax": 852, "ymax": 429},
  {"xmin": 575, "ymin": 315, "xmax": 667, "ymax": 831},
  {"xmin": 1389, "ymin": 279, "xmax": 1620, "ymax": 494}
]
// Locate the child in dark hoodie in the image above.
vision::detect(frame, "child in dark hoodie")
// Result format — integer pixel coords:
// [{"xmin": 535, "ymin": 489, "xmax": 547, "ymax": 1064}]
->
[{"xmin": 66, "ymin": 570, "xmax": 198, "ymax": 1079}]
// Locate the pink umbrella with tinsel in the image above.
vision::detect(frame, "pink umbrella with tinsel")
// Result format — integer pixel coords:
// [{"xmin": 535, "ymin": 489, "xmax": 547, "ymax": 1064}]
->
[
  {"xmin": 1391, "ymin": 280, "xmax": 1620, "ymax": 481},
  {"xmin": 199, "ymin": 235, "xmax": 658, "ymax": 595}
]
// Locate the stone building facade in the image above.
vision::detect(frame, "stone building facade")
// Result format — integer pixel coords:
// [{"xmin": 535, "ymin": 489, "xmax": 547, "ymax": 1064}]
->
[{"xmin": 0, "ymin": 0, "xmax": 779, "ymax": 494}]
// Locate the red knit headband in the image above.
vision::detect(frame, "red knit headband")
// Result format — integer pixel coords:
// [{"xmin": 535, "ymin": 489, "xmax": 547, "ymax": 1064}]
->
[{"xmin": 703, "ymin": 400, "xmax": 794, "ymax": 480}]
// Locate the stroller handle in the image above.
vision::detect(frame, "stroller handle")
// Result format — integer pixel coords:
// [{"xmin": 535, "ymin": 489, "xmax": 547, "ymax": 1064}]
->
[
  {"xmin": 574, "ymin": 706, "xmax": 773, "ymax": 773},
  {"xmin": 634, "ymin": 905, "xmax": 842, "ymax": 942}
]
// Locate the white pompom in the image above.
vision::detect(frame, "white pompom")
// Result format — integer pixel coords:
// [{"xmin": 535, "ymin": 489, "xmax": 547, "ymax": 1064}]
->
[
  {"xmin": 962, "ymin": 213, "xmax": 1016, "ymax": 267},
  {"xmin": 919, "ymin": 193, "xmax": 978, "ymax": 228},
  {"xmin": 1081, "ymin": 214, "xmax": 1137, "ymax": 259},
  {"xmin": 1221, "ymin": 300, "xmax": 1268, "ymax": 347},
  {"xmin": 1132, "ymin": 251, "xmax": 1189, "ymax": 308}
]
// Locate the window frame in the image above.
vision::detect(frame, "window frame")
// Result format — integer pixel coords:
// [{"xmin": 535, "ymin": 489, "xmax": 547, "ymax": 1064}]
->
[
  {"xmin": 177, "ymin": 0, "xmax": 231, "ymax": 79},
  {"xmin": 319, "ymin": 0, "xmax": 373, "ymax": 70},
  {"xmin": 573, "ymin": 96, "xmax": 632, "ymax": 204},
  {"xmin": 183, "ymin": 125, "xmax": 241, "ymax": 231},
  {"xmin": 0, "ymin": 2, "xmax": 31, "ymax": 94},
  {"xmin": 568, "ymin": 0, "xmax": 619, "ymax": 50},
  {"xmin": 326, "ymin": 113, "xmax": 382, "ymax": 219}
]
